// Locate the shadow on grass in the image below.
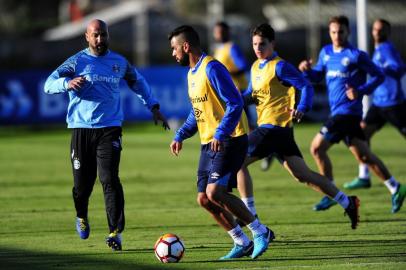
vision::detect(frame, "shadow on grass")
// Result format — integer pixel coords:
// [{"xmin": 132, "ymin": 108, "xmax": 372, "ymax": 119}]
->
[{"xmin": 0, "ymin": 247, "xmax": 187, "ymax": 270}]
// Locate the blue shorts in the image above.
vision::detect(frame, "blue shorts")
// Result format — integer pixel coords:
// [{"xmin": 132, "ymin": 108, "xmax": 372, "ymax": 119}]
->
[
  {"xmin": 197, "ymin": 135, "xmax": 248, "ymax": 193},
  {"xmin": 320, "ymin": 114, "xmax": 365, "ymax": 145},
  {"xmin": 247, "ymin": 126, "xmax": 302, "ymax": 162}
]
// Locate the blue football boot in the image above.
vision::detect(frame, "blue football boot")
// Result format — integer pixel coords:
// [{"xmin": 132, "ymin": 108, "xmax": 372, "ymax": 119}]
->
[
  {"xmin": 251, "ymin": 227, "xmax": 275, "ymax": 259},
  {"xmin": 313, "ymin": 195, "xmax": 337, "ymax": 211},
  {"xmin": 219, "ymin": 241, "xmax": 254, "ymax": 260},
  {"xmin": 106, "ymin": 229, "xmax": 122, "ymax": 251},
  {"xmin": 392, "ymin": 184, "xmax": 406, "ymax": 213},
  {"xmin": 75, "ymin": 217, "xmax": 90, "ymax": 239}
]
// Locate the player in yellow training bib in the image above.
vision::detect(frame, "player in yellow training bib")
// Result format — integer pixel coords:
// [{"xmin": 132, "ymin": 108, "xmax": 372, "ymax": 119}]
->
[
  {"xmin": 168, "ymin": 25, "xmax": 273, "ymax": 260},
  {"xmin": 237, "ymin": 23, "xmax": 360, "ymax": 230}
]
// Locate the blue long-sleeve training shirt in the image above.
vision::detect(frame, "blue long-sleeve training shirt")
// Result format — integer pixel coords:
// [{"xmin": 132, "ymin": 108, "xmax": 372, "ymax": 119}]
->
[
  {"xmin": 371, "ymin": 41, "xmax": 405, "ymax": 107},
  {"xmin": 44, "ymin": 48, "xmax": 158, "ymax": 128},
  {"xmin": 229, "ymin": 43, "xmax": 250, "ymax": 72},
  {"xmin": 174, "ymin": 54, "xmax": 244, "ymax": 142},
  {"xmin": 304, "ymin": 43, "xmax": 384, "ymax": 117}
]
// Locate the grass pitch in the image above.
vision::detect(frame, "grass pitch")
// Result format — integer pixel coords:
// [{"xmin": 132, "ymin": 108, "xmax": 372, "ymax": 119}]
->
[{"xmin": 0, "ymin": 123, "xmax": 405, "ymax": 270}]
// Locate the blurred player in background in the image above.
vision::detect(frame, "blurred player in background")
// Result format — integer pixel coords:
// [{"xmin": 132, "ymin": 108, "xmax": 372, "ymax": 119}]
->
[
  {"xmin": 212, "ymin": 21, "xmax": 261, "ymax": 221},
  {"xmin": 238, "ymin": 23, "xmax": 360, "ymax": 230},
  {"xmin": 344, "ymin": 18, "xmax": 406, "ymax": 191},
  {"xmin": 299, "ymin": 15, "xmax": 405, "ymax": 213},
  {"xmin": 44, "ymin": 19, "xmax": 169, "ymax": 251},
  {"xmin": 212, "ymin": 21, "xmax": 275, "ymax": 173},
  {"xmin": 169, "ymin": 25, "xmax": 273, "ymax": 260}
]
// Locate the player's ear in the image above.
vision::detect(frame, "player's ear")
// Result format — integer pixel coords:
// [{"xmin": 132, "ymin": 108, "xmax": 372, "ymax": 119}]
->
[
  {"xmin": 182, "ymin": 41, "xmax": 190, "ymax": 53},
  {"xmin": 85, "ymin": 32, "xmax": 90, "ymax": 42}
]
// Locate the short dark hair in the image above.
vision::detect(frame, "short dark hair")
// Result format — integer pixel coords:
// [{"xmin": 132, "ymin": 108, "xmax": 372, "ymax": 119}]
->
[
  {"xmin": 251, "ymin": 23, "xmax": 275, "ymax": 42},
  {"xmin": 376, "ymin": 18, "xmax": 391, "ymax": 34},
  {"xmin": 329, "ymin": 15, "xmax": 349, "ymax": 29},
  {"xmin": 215, "ymin": 21, "xmax": 230, "ymax": 31},
  {"xmin": 168, "ymin": 25, "xmax": 200, "ymax": 47}
]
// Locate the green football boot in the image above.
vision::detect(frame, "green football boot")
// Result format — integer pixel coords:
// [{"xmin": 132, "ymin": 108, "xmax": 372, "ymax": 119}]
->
[
  {"xmin": 392, "ymin": 184, "xmax": 406, "ymax": 213},
  {"xmin": 343, "ymin": 177, "xmax": 371, "ymax": 190}
]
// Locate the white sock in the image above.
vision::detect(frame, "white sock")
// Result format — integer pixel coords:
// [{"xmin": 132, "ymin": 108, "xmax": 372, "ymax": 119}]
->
[
  {"xmin": 241, "ymin": 197, "xmax": 257, "ymax": 216},
  {"xmin": 333, "ymin": 191, "xmax": 350, "ymax": 209},
  {"xmin": 227, "ymin": 225, "xmax": 251, "ymax": 246},
  {"xmin": 384, "ymin": 176, "xmax": 400, "ymax": 195},
  {"xmin": 247, "ymin": 218, "xmax": 267, "ymax": 236},
  {"xmin": 358, "ymin": 164, "xmax": 370, "ymax": 179}
]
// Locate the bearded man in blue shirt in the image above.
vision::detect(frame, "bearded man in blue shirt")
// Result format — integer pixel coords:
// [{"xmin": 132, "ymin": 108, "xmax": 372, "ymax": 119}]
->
[
  {"xmin": 44, "ymin": 19, "xmax": 169, "ymax": 251},
  {"xmin": 299, "ymin": 15, "xmax": 405, "ymax": 214}
]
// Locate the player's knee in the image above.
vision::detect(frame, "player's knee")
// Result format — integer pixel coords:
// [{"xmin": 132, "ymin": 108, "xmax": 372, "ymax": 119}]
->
[
  {"xmin": 196, "ymin": 194, "xmax": 210, "ymax": 209},
  {"xmin": 206, "ymin": 188, "xmax": 222, "ymax": 203}
]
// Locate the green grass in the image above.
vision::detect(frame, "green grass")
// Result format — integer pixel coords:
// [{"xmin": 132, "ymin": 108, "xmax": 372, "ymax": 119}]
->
[{"xmin": 0, "ymin": 123, "xmax": 405, "ymax": 270}]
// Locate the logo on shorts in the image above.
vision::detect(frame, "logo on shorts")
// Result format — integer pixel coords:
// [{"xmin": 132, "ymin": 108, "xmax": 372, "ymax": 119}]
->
[
  {"xmin": 210, "ymin": 172, "xmax": 220, "ymax": 179},
  {"xmin": 112, "ymin": 140, "xmax": 121, "ymax": 149},
  {"xmin": 73, "ymin": 158, "xmax": 81, "ymax": 170},
  {"xmin": 320, "ymin": 126, "xmax": 329, "ymax": 135}
]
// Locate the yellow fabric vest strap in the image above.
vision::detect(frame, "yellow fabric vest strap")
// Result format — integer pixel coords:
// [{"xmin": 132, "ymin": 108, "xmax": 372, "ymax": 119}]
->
[
  {"xmin": 187, "ymin": 55, "xmax": 248, "ymax": 144},
  {"xmin": 250, "ymin": 56, "xmax": 295, "ymax": 127},
  {"xmin": 213, "ymin": 42, "xmax": 248, "ymax": 91}
]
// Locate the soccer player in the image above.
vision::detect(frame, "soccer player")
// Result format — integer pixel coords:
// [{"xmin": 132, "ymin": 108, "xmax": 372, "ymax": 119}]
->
[
  {"xmin": 44, "ymin": 19, "xmax": 169, "ymax": 251},
  {"xmin": 212, "ymin": 21, "xmax": 275, "ymax": 174},
  {"xmin": 299, "ymin": 15, "xmax": 405, "ymax": 213},
  {"xmin": 168, "ymin": 25, "xmax": 273, "ymax": 260},
  {"xmin": 344, "ymin": 19, "xmax": 406, "ymax": 192},
  {"xmin": 212, "ymin": 21, "xmax": 259, "ymax": 218},
  {"xmin": 238, "ymin": 23, "xmax": 360, "ymax": 230}
]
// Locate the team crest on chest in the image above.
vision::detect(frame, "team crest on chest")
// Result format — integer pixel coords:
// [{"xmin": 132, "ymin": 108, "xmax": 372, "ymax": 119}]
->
[
  {"xmin": 112, "ymin": 64, "xmax": 120, "ymax": 73},
  {"xmin": 341, "ymin": 57, "xmax": 350, "ymax": 67}
]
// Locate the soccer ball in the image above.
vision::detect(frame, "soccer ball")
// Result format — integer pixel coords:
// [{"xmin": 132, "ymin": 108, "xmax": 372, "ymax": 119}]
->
[{"xmin": 154, "ymin": 233, "xmax": 185, "ymax": 263}]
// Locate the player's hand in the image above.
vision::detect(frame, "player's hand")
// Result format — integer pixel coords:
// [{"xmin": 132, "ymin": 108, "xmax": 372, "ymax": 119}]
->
[
  {"xmin": 68, "ymin": 76, "xmax": 87, "ymax": 91},
  {"xmin": 298, "ymin": 59, "xmax": 313, "ymax": 72},
  {"xmin": 170, "ymin": 140, "xmax": 182, "ymax": 156},
  {"xmin": 211, "ymin": 138, "xmax": 223, "ymax": 152},
  {"xmin": 152, "ymin": 108, "xmax": 170, "ymax": 130},
  {"xmin": 345, "ymin": 84, "xmax": 358, "ymax": 100},
  {"xmin": 288, "ymin": 108, "xmax": 304, "ymax": 123}
]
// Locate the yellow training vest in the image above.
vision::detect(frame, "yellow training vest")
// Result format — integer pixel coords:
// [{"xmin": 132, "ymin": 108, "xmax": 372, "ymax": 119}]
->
[
  {"xmin": 250, "ymin": 56, "xmax": 295, "ymax": 127},
  {"xmin": 188, "ymin": 55, "xmax": 248, "ymax": 144},
  {"xmin": 213, "ymin": 42, "xmax": 248, "ymax": 91}
]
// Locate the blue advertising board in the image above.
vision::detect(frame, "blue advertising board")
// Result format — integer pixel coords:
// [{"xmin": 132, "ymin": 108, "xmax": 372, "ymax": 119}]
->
[{"xmin": 0, "ymin": 66, "xmax": 190, "ymax": 125}]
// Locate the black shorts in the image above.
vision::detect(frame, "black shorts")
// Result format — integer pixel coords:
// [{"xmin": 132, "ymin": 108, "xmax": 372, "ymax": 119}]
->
[
  {"xmin": 197, "ymin": 135, "xmax": 248, "ymax": 193},
  {"xmin": 320, "ymin": 114, "xmax": 365, "ymax": 145},
  {"xmin": 247, "ymin": 126, "xmax": 303, "ymax": 161},
  {"xmin": 364, "ymin": 103, "xmax": 406, "ymax": 135}
]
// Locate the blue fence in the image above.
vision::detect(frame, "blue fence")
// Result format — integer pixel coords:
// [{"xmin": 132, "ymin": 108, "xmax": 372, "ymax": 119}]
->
[{"xmin": 0, "ymin": 66, "xmax": 191, "ymax": 125}]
